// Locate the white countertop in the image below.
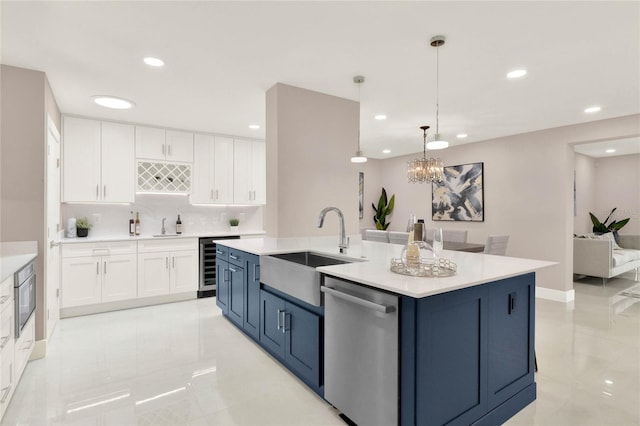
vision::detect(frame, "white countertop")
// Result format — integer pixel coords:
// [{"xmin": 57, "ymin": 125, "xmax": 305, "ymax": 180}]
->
[
  {"xmin": 60, "ymin": 230, "xmax": 266, "ymax": 244},
  {"xmin": 0, "ymin": 241, "xmax": 38, "ymax": 283},
  {"xmin": 215, "ymin": 237, "xmax": 557, "ymax": 298}
]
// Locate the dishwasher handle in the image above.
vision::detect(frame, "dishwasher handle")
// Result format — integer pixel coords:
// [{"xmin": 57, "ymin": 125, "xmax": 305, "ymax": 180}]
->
[{"xmin": 321, "ymin": 286, "xmax": 396, "ymax": 314}]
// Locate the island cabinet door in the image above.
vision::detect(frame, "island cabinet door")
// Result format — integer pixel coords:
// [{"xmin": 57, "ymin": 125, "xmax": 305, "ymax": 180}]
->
[
  {"xmin": 243, "ymin": 254, "xmax": 260, "ymax": 340},
  {"xmin": 216, "ymin": 259, "xmax": 229, "ymax": 315},
  {"xmin": 411, "ymin": 285, "xmax": 489, "ymax": 426},
  {"xmin": 487, "ymin": 273, "xmax": 535, "ymax": 410},
  {"xmin": 283, "ymin": 302, "xmax": 321, "ymax": 389},
  {"xmin": 259, "ymin": 289, "xmax": 286, "ymax": 357},
  {"xmin": 227, "ymin": 263, "xmax": 245, "ymax": 327}
]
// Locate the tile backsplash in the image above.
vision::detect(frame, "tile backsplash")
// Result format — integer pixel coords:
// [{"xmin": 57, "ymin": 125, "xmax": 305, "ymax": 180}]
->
[{"xmin": 62, "ymin": 196, "xmax": 264, "ymax": 237}]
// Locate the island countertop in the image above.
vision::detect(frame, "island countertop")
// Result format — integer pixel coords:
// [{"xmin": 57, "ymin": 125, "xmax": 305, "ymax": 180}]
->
[{"xmin": 214, "ymin": 237, "xmax": 556, "ymax": 298}]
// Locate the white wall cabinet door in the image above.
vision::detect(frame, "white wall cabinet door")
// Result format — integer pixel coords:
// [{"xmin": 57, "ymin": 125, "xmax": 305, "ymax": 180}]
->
[
  {"xmin": 233, "ymin": 139, "xmax": 265, "ymax": 204},
  {"xmin": 213, "ymin": 137, "xmax": 234, "ymax": 204},
  {"xmin": 165, "ymin": 130, "xmax": 194, "ymax": 163},
  {"xmin": 135, "ymin": 126, "xmax": 166, "ymax": 161},
  {"xmin": 61, "ymin": 256, "xmax": 102, "ymax": 308},
  {"xmin": 233, "ymin": 139, "xmax": 252, "ymax": 204},
  {"xmin": 62, "ymin": 117, "xmax": 101, "ymax": 202},
  {"xmin": 102, "ymin": 254, "xmax": 137, "ymax": 303},
  {"xmin": 101, "ymin": 122, "xmax": 135, "ymax": 203},
  {"xmin": 137, "ymin": 252, "xmax": 171, "ymax": 297},
  {"xmin": 170, "ymin": 250, "xmax": 198, "ymax": 293},
  {"xmin": 191, "ymin": 134, "xmax": 214, "ymax": 204}
]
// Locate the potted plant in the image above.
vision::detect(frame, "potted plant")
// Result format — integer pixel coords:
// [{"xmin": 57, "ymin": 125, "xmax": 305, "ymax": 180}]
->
[
  {"xmin": 590, "ymin": 207, "xmax": 630, "ymax": 244},
  {"xmin": 229, "ymin": 218, "xmax": 240, "ymax": 233},
  {"xmin": 76, "ymin": 217, "xmax": 92, "ymax": 238},
  {"xmin": 372, "ymin": 187, "xmax": 395, "ymax": 230}
]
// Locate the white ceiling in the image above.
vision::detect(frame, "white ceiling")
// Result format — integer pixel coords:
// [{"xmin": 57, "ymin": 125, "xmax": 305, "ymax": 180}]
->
[
  {"xmin": 1, "ymin": 1, "xmax": 639, "ymax": 159},
  {"xmin": 574, "ymin": 136, "xmax": 640, "ymax": 158}
]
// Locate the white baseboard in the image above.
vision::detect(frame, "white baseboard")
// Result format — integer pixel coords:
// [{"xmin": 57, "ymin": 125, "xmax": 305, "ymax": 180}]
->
[
  {"xmin": 31, "ymin": 339, "xmax": 47, "ymax": 360},
  {"xmin": 536, "ymin": 286, "xmax": 575, "ymax": 303},
  {"xmin": 60, "ymin": 292, "xmax": 197, "ymax": 318}
]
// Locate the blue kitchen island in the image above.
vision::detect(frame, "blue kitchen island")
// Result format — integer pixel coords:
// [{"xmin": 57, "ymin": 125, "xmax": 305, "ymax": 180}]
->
[{"xmin": 213, "ymin": 237, "xmax": 555, "ymax": 426}]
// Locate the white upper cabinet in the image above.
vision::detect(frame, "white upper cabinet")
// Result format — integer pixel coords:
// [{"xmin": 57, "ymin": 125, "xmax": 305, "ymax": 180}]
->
[
  {"xmin": 191, "ymin": 134, "xmax": 233, "ymax": 204},
  {"xmin": 135, "ymin": 126, "xmax": 193, "ymax": 163},
  {"xmin": 63, "ymin": 116, "xmax": 134, "ymax": 203},
  {"xmin": 233, "ymin": 139, "xmax": 266, "ymax": 204}
]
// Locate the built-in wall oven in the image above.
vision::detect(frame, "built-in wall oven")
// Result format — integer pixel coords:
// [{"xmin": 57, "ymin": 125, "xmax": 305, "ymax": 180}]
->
[
  {"xmin": 14, "ymin": 260, "xmax": 36, "ymax": 338},
  {"xmin": 199, "ymin": 236, "xmax": 239, "ymax": 298}
]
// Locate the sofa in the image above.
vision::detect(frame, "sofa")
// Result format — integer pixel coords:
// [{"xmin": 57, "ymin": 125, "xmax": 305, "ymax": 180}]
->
[{"xmin": 574, "ymin": 234, "xmax": 640, "ymax": 284}]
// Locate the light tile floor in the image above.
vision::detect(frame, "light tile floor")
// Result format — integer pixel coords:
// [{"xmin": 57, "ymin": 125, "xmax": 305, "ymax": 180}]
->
[{"xmin": 2, "ymin": 272, "xmax": 639, "ymax": 426}]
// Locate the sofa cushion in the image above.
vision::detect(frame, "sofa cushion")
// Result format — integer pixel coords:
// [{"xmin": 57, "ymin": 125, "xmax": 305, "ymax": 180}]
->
[
  {"xmin": 612, "ymin": 249, "xmax": 640, "ymax": 267},
  {"xmin": 588, "ymin": 232, "xmax": 622, "ymax": 250}
]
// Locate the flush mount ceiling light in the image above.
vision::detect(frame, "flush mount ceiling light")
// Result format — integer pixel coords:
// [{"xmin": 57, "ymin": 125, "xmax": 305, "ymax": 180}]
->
[
  {"xmin": 408, "ymin": 125, "xmax": 444, "ymax": 183},
  {"xmin": 248, "ymin": 124, "xmax": 260, "ymax": 130},
  {"xmin": 507, "ymin": 69, "xmax": 527, "ymax": 79},
  {"xmin": 427, "ymin": 35, "xmax": 449, "ymax": 150},
  {"xmin": 143, "ymin": 57, "xmax": 165, "ymax": 67},
  {"xmin": 92, "ymin": 96, "xmax": 135, "ymax": 110},
  {"xmin": 457, "ymin": 133, "xmax": 468, "ymax": 139},
  {"xmin": 374, "ymin": 114, "xmax": 387, "ymax": 120},
  {"xmin": 605, "ymin": 149, "xmax": 616, "ymax": 153},
  {"xmin": 382, "ymin": 149, "xmax": 391, "ymax": 154},
  {"xmin": 584, "ymin": 106, "xmax": 602, "ymax": 113},
  {"xmin": 351, "ymin": 75, "xmax": 368, "ymax": 163}
]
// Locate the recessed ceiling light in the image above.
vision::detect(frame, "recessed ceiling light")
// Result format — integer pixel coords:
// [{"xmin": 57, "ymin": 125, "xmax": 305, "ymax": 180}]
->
[
  {"xmin": 584, "ymin": 106, "xmax": 601, "ymax": 113},
  {"xmin": 248, "ymin": 124, "xmax": 260, "ymax": 130},
  {"xmin": 143, "ymin": 57, "xmax": 165, "ymax": 67},
  {"xmin": 374, "ymin": 114, "xmax": 387, "ymax": 120},
  {"xmin": 605, "ymin": 149, "xmax": 616, "ymax": 153},
  {"xmin": 92, "ymin": 96, "xmax": 135, "ymax": 110},
  {"xmin": 456, "ymin": 133, "xmax": 468, "ymax": 139},
  {"xmin": 382, "ymin": 149, "xmax": 391, "ymax": 154},
  {"xmin": 507, "ymin": 69, "xmax": 527, "ymax": 79}
]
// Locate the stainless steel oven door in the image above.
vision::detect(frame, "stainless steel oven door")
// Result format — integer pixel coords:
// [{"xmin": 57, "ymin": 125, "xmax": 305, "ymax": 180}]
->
[{"xmin": 15, "ymin": 272, "xmax": 36, "ymax": 338}]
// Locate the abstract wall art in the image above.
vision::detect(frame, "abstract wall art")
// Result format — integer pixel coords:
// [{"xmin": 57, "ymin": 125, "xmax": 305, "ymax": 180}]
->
[{"xmin": 432, "ymin": 162, "xmax": 484, "ymax": 221}]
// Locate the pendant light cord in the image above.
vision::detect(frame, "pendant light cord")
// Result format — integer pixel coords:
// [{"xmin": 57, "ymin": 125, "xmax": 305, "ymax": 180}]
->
[{"xmin": 435, "ymin": 42, "xmax": 440, "ymax": 135}]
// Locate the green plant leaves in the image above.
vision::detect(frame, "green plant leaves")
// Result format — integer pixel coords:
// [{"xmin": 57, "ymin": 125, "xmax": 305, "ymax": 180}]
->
[
  {"xmin": 589, "ymin": 208, "xmax": 630, "ymax": 233},
  {"xmin": 372, "ymin": 187, "xmax": 395, "ymax": 230}
]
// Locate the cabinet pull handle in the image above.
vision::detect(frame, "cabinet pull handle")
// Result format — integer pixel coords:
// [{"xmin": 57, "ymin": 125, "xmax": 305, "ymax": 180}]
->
[
  {"xmin": 0, "ymin": 385, "xmax": 11, "ymax": 403},
  {"xmin": 168, "ymin": 145, "xmax": 172, "ymax": 156},
  {"xmin": 0, "ymin": 336, "xmax": 9, "ymax": 349},
  {"xmin": 216, "ymin": 249, "xmax": 223, "ymax": 255},
  {"xmin": 0, "ymin": 295, "xmax": 10, "ymax": 305},
  {"xmin": 281, "ymin": 311, "xmax": 287, "ymax": 333},
  {"xmin": 229, "ymin": 267, "xmax": 237, "ymax": 273},
  {"xmin": 229, "ymin": 254, "xmax": 239, "ymax": 260},
  {"xmin": 96, "ymin": 262, "xmax": 100, "ymax": 275},
  {"xmin": 210, "ymin": 189, "xmax": 214, "ymax": 200},
  {"xmin": 508, "ymin": 292, "xmax": 517, "ymax": 315},
  {"xmin": 276, "ymin": 309, "xmax": 282, "ymax": 330},
  {"xmin": 104, "ymin": 261, "xmax": 107, "ymax": 274},
  {"xmin": 166, "ymin": 257, "xmax": 169, "ymax": 269},
  {"xmin": 162, "ymin": 144, "xmax": 166, "ymax": 155},
  {"xmin": 253, "ymin": 264, "xmax": 259, "ymax": 281},
  {"xmin": 103, "ymin": 185, "xmax": 107, "ymax": 198},
  {"xmin": 96, "ymin": 184, "xmax": 99, "ymax": 199},
  {"xmin": 172, "ymin": 257, "xmax": 175, "ymax": 269},
  {"xmin": 215, "ymin": 189, "xmax": 219, "ymax": 200}
]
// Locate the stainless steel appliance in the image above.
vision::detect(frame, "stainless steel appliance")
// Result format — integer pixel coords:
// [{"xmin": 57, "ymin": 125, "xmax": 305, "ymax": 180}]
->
[
  {"xmin": 321, "ymin": 277, "xmax": 399, "ymax": 426},
  {"xmin": 198, "ymin": 236, "xmax": 239, "ymax": 298},
  {"xmin": 14, "ymin": 260, "xmax": 36, "ymax": 338}
]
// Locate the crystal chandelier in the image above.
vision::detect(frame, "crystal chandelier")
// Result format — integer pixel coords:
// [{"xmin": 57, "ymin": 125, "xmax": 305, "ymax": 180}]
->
[{"xmin": 407, "ymin": 125, "xmax": 444, "ymax": 183}]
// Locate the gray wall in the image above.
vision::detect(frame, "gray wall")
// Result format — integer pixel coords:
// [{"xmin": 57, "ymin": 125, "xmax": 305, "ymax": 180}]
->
[{"xmin": 1, "ymin": 64, "xmax": 61, "ymax": 341}]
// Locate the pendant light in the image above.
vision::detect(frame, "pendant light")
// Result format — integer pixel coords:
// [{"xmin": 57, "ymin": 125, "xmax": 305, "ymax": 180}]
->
[
  {"xmin": 407, "ymin": 125, "xmax": 444, "ymax": 183},
  {"xmin": 426, "ymin": 35, "xmax": 449, "ymax": 150},
  {"xmin": 350, "ymin": 75, "xmax": 367, "ymax": 163}
]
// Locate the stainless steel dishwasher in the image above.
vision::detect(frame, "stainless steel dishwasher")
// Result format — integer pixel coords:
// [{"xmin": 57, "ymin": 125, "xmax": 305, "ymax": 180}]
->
[{"xmin": 321, "ymin": 277, "xmax": 399, "ymax": 426}]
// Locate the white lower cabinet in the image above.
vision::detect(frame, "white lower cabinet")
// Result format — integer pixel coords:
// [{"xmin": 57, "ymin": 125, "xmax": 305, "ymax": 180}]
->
[
  {"xmin": 137, "ymin": 238, "xmax": 198, "ymax": 298},
  {"xmin": 62, "ymin": 242, "xmax": 137, "ymax": 308}
]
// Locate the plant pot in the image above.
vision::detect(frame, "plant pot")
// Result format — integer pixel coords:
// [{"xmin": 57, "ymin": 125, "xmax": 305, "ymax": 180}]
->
[
  {"xmin": 229, "ymin": 226, "xmax": 239, "ymax": 233},
  {"xmin": 77, "ymin": 228, "xmax": 89, "ymax": 238}
]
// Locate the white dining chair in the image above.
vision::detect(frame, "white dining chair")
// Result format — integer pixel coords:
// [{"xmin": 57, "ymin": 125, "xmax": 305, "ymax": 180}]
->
[
  {"xmin": 364, "ymin": 229, "xmax": 390, "ymax": 243},
  {"xmin": 484, "ymin": 235, "xmax": 509, "ymax": 255},
  {"xmin": 388, "ymin": 231, "xmax": 410, "ymax": 245},
  {"xmin": 442, "ymin": 229, "xmax": 468, "ymax": 243}
]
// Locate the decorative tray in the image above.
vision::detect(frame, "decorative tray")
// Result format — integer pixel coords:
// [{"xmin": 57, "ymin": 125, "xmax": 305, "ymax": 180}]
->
[{"xmin": 390, "ymin": 257, "xmax": 457, "ymax": 277}]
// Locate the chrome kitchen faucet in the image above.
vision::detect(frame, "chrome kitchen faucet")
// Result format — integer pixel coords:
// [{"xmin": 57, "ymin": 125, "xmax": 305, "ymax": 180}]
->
[{"xmin": 317, "ymin": 207, "xmax": 349, "ymax": 254}]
